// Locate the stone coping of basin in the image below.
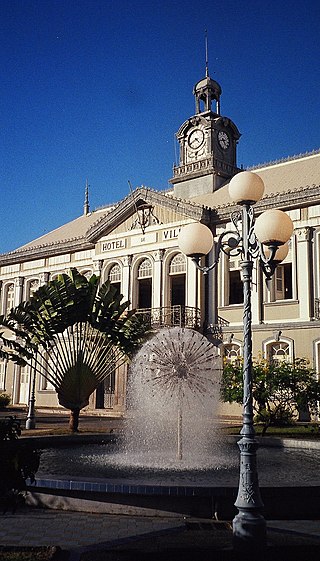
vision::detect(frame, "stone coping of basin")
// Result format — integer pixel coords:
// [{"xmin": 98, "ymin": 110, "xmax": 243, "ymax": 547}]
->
[
  {"xmin": 28, "ymin": 477, "xmax": 240, "ymax": 495},
  {"xmin": 21, "ymin": 432, "xmax": 320, "ymax": 450},
  {"xmin": 25, "ymin": 435, "xmax": 320, "ymax": 498}
]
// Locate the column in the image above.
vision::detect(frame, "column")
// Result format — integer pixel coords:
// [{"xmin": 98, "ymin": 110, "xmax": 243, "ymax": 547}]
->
[
  {"xmin": 39, "ymin": 272, "xmax": 50, "ymax": 285},
  {"xmin": 251, "ymin": 261, "xmax": 261, "ymax": 325},
  {"xmin": 121, "ymin": 255, "xmax": 132, "ymax": 304},
  {"xmin": 185, "ymin": 254, "xmax": 197, "ymax": 309},
  {"xmin": 207, "ymin": 242, "xmax": 218, "ymax": 326},
  {"xmin": 14, "ymin": 276, "xmax": 24, "ymax": 306},
  {"xmin": 296, "ymin": 227, "xmax": 312, "ymax": 320},
  {"xmin": 93, "ymin": 259, "xmax": 103, "ymax": 277},
  {"xmin": 152, "ymin": 249, "xmax": 164, "ymax": 309}
]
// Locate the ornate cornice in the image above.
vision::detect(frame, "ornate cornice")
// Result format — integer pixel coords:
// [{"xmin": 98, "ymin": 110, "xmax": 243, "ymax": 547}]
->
[
  {"xmin": 0, "ymin": 187, "xmax": 211, "ymax": 267},
  {"xmin": 213, "ymin": 184, "xmax": 320, "ymax": 223},
  {"xmin": 171, "ymin": 155, "xmax": 240, "ymax": 184},
  {"xmin": 0, "ymin": 238, "xmax": 94, "ymax": 266},
  {"xmin": 86, "ymin": 187, "xmax": 211, "ymax": 242},
  {"xmin": 247, "ymin": 148, "xmax": 320, "ymax": 171}
]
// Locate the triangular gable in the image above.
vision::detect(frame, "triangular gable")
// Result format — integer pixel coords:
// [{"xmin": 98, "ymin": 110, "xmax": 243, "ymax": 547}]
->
[
  {"xmin": 0, "ymin": 187, "xmax": 211, "ymax": 266},
  {"xmin": 86, "ymin": 187, "xmax": 211, "ymax": 242}
]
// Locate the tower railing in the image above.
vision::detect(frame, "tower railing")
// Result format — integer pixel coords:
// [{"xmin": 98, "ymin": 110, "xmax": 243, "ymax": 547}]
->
[{"xmin": 136, "ymin": 305, "xmax": 201, "ymax": 330}]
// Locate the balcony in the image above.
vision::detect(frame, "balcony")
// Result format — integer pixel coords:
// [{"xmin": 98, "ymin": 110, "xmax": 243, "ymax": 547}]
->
[
  {"xmin": 205, "ymin": 316, "xmax": 230, "ymax": 339},
  {"xmin": 136, "ymin": 305, "xmax": 201, "ymax": 330},
  {"xmin": 315, "ymin": 298, "xmax": 320, "ymax": 319}
]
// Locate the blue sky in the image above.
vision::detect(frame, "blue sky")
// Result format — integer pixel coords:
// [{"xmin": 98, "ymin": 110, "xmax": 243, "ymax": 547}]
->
[{"xmin": 0, "ymin": 0, "xmax": 319, "ymax": 253}]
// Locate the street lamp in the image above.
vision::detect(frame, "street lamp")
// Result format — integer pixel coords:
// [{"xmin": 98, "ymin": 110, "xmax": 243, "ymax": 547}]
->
[
  {"xmin": 178, "ymin": 171, "xmax": 294, "ymax": 551},
  {"xmin": 26, "ymin": 359, "xmax": 36, "ymax": 430}
]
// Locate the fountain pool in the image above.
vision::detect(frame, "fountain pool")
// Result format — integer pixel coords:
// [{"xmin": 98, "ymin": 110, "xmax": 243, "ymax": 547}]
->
[
  {"xmin": 38, "ymin": 439, "xmax": 320, "ymax": 487},
  {"xmin": 28, "ymin": 329, "xmax": 320, "ymax": 519}
]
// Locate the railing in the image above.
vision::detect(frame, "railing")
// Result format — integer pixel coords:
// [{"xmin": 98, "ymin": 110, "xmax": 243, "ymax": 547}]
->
[
  {"xmin": 315, "ymin": 298, "xmax": 320, "ymax": 319},
  {"xmin": 136, "ymin": 305, "xmax": 201, "ymax": 330},
  {"xmin": 205, "ymin": 316, "xmax": 230, "ymax": 339}
]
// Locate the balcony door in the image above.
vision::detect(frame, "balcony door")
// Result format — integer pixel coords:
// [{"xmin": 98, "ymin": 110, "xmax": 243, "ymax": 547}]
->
[
  {"xmin": 169, "ymin": 254, "xmax": 186, "ymax": 308},
  {"xmin": 137, "ymin": 258, "xmax": 152, "ymax": 309}
]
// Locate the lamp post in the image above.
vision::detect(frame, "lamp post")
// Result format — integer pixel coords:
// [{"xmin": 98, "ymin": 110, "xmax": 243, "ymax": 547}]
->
[
  {"xmin": 178, "ymin": 171, "xmax": 294, "ymax": 551},
  {"xmin": 26, "ymin": 359, "xmax": 36, "ymax": 430}
]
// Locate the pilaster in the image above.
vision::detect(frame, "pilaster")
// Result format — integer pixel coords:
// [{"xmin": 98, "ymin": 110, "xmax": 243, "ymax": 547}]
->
[
  {"xmin": 121, "ymin": 255, "xmax": 132, "ymax": 305},
  {"xmin": 251, "ymin": 262, "xmax": 261, "ymax": 325},
  {"xmin": 152, "ymin": 250, "xmax": 164, "ymax": 309},
  {"xmin": 296, "ymin": 227, "xmax": 312, "ymax": 321},
  {"xmin": 14, "ymin": 277, "xmax": 24, "ymax": 306}
]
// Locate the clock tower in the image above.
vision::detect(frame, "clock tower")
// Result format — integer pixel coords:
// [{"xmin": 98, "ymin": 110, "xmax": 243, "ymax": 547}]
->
[{"xmin": 170, "ymin": 69, "xmax": 241, "ymax": 199}]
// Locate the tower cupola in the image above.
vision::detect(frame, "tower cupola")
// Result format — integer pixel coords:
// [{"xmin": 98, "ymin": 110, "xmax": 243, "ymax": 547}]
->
[{"xmin": 193, "ymin": 71, "xmax": 222, "ymax": 115}]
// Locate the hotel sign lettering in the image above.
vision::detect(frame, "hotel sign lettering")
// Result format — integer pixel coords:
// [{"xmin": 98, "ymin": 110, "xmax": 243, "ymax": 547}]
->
[
  {"xmin": 102, "ymin": 239, "xmax": 126, "ymax": 252},
  {"xmin": 162, "ymin": 228, "xmax": 181, "ymax": 240}
]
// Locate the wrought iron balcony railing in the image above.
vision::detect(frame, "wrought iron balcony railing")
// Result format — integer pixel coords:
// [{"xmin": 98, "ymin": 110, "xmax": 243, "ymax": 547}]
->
[
  {"xmin": 315, "ymin": 298, "xmax": 320, "ymax": 319},
  {"xmin": 205, "ymin": 316, "xmax": 230, "ymax": 339},
  {"xmin": 136, "ymin": 305, "xmax": 201, "ymax": 330}
]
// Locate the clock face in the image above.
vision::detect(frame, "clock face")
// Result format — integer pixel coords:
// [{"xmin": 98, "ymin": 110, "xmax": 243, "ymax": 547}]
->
[
  {"xmin": 218, "ymin": 130, "xmax": 230, "ymax": 150},
  {"xmin": 188, "ymin": 128, "xmax": 204, "ymax": 150}
]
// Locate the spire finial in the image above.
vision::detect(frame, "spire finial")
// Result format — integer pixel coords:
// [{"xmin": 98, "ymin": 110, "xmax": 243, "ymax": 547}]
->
[
  {"xmin": 84, "ymin": 179, "xmax": 90, "ymax": 215},
  {"xmin": 205, "ymin": 29, "xmax": 209, "ymax": 77}
]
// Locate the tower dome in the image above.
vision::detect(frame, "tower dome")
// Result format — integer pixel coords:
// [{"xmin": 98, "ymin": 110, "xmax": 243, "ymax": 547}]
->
[{"xmin": 193, "ymin": 72, "xmax": 222, "ymax": 115}]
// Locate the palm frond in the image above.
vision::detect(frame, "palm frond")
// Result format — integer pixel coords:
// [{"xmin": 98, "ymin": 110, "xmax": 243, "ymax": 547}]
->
[{"xmin": 3, "ymin": 268, "xmax": 150, "ymax": 413}]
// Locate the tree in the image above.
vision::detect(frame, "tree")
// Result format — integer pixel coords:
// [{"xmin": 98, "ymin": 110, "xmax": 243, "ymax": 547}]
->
[
  {"xmin": 221, "ymin": 356, "xmax": 320, "ymax": 434},
  {"xmin": 1, "ymin": 269, "xmax": 149, "ymax": 431}
]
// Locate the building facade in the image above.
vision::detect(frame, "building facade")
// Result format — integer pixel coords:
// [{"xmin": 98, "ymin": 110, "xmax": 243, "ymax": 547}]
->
[{"xmin": 0, "ymin": 69, "xmax": 319, "ymax": 417}]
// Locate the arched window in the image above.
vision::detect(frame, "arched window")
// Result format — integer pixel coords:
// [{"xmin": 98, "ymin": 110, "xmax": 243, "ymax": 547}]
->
[
  {"xmin": 27, "ymin": 280, "xmax": 39, "ymax": 300},
  {"xmin": 228, "ymin": 258, "xmax": 243, "ymax": 305},
  {"xmin": 168, "ymin": 253, "xmax": 186, "ymax": 309},
  {"xmin": 314, "ymin": 340, "xmax": 320, "ymax": 374},
  {"xmin": 138, "ymin": 258, "xmax": 152, "ymax": 279},
  {"xmin": 223, "ymin": 342, "xmax": 242, "ymax": 363},
  {"xmin": 137, "ymin": 258, "xmax": 152, "ymax": 309},
  {"xmin": 169, "ymin": 253, "xmax": 186, "ymax": 274},
  {"xmin": 108, "ymin": 263, "xmax": 122, "ymax": 294},
  {"xmin": 266, "ymin": 341, "xmax": 291, "ymax": 363},
  {"xmin": 109, "ymin": 264, "xmax": 121, "ymax": 283},
  {"xmin": 5, "ymin": 284, "xmax": 14, "ymax": 315}
]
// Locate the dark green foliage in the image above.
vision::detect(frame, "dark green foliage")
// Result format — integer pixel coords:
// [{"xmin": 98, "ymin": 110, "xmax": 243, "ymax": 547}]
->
[
  {"xmin": 1, "ymin": 269, "xmax": 150, "ymax": 431},
  {"xmin": 221, "ymin": 357, "xmax": 320, "ymax": 434},
  {"xmin": 0, "ymin": 417, "xmax": 40, "ymax": 512}
]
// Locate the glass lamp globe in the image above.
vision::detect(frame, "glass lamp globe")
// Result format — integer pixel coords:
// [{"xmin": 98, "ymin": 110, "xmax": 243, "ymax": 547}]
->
[
  {"xmin": 178, "ymin": 223, "xmax": 214, "ymax": 257},
  {"xmin": 228, "ymin": 171, "xmax": 265, "ymax": 205},
  {"xmin": 254, "ymin": 209, "xmax": 294, "ymax": 245},
  {"xmin": 265, "ymin": 242, "xmax": 289, "ymax": 262}
]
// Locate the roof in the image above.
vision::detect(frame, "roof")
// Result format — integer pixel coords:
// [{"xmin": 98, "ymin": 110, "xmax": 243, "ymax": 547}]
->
[
  {"xmin": 16, "ymin": 207, "xmax": 113, "ymax": 251},
  {"xmin": 1, "ymin": 151, "xmax": 319, "ymax": 265},
  {"xmin": 189, "ymin": 150, "xmax": 320, "ymax": 209},
  {"xmin": 0, "ymin": 187, "xmax": 210, "ymax": 265}
]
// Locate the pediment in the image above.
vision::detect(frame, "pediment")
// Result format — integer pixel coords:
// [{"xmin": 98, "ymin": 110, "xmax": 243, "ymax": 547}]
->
[{"xmin": 86, "ymin": 187, "xmax": 211, "ymax": 243}]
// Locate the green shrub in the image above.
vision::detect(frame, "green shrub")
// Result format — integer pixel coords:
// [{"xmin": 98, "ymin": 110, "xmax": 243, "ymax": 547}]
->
[
  {"xmin": 221, "ymin": 356, "xmax": 320, "ymax": 435},
  {"xmin": 0, "ymin": 393, "xmax": 11, "ymax": 407},
  {"xmin": 0, "ymin": 417, "xmax": 41, "ymax": 513}
]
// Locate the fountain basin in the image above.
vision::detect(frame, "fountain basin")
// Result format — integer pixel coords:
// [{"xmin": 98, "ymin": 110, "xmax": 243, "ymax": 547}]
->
[{"xmin": 26, "ymin": 435, "xmax": 320, "ymax": 520}]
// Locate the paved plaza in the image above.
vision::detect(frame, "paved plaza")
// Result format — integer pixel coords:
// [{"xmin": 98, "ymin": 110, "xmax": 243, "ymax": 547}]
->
[
  {"xmin": 0, "ymin": 409, "xmax": 319, "ymax": 559},
  {"xmin": 0, "ymin": 506, "xmax": 320, "ymax": 560}
]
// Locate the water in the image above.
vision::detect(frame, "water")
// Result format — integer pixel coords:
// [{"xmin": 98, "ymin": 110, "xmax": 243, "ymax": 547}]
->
[
  {"xmin": 38, "ymin": 441, "xmax": 320, "ymax": 487},
  {"xmin": 123, "ymin": 328, "xmax": 223, "ymax": 468},
  {"xmin": 35, "ymin": 329, "xmax": 320, "ymax": 489}
]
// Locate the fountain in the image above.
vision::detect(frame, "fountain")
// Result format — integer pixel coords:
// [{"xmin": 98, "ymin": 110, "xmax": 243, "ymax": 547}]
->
[
  {"xmin": 122, "ymin": 327, "xmax": 226, "ymax": 470},
  {"xmin": 30, "ymin": 328, "xmax": 320, "ymax": 519}
]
